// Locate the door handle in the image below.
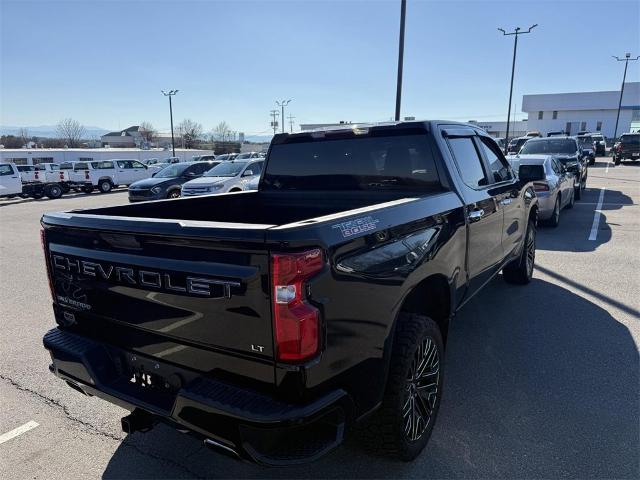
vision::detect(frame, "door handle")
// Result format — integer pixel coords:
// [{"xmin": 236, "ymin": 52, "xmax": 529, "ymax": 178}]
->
[
  {"xmin": 468, "ymin": 209, "xmax": 485, "ymax": 222},
  {"xmin": 500, "ymin": 198, "xmax": 513, "ymax": 206}
]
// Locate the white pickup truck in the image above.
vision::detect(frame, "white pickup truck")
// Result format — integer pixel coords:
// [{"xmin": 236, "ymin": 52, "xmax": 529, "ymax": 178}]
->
[
  {"xmin": 0, "ymin": 163, "xmax": 66, "ymax": 199},
  {"xmin": 16, "ymin": 163, "xmax": 72, "ymax": 189},
  {"xmin": 61, "ymin": 159, "xmax": 153, "ymax": 193}
]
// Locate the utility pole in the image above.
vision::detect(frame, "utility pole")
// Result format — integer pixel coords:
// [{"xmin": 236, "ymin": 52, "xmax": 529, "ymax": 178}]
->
[
  {"xmin": 498, "ymin": 24, "xmax": 537, "ymax": 154},
  {"xmin": 612, "ymin": 53, "xmax": 639, "ymax": 140},
  {"xmin": 276, "ymin": 99, "xmax": 291, "ymax": 133},
  {"xmin": 288, "ymin": 114, "xmax": 296, "ymax": 133},
  {"xmin": 161, "ymin": 90, "xmax": 179, "ymax": 157},
  {"xmin": 270, "ymin": 109, "xmax": 280, "ymax": 135},
  {"xmin": 395, "ymin": 0, "xmax": 407, "ymax": 121}
]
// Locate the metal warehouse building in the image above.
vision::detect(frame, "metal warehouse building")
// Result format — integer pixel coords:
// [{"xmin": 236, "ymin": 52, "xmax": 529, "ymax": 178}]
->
[
  {"xmin": 522, "ymin": 82, "xmax": 640, "ymax": 137},
  {"xmin": 0, "ymin": 148, "xmax": 215, "ymax": 165}
]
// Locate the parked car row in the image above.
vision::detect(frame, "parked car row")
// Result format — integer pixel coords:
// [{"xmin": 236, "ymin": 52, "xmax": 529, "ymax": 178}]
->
[
  {"xmin": 506, "ymin": 136, "xmax": 590, "ymax": 227},
  {"xmin": 128, "ymin": 157, "xmax": 264, "ymax": 202}
]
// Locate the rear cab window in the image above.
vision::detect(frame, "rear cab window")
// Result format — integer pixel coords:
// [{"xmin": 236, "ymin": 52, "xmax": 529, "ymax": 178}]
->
[
  {"xmin": 263, "ymin": 132, "xmax": 443, "ymax": 192},
  {"xmin": 621, "ymin": 134, "xmax": 640, "ymax": 145}
]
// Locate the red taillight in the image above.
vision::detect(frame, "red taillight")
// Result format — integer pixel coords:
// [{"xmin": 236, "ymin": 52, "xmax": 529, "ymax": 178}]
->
[
  {"xmin": 34, "ymin": 170, "xmax": 40, "ymax": 180},
  {"xmin": 59, "ymin": 171, "xmax": 64, "ymax": 181},
  {"xmin": 533, "ymin": 182, "xmax": 549, "ymax": 192},
  {"xmin": 40, "ymin": 229, "xmax": 56, "ymax": 302},
  {"xmin": 84, "ymin": 170, "xmax": 90, "ymax": 180},
  {"xmin": 271, "ymin": 249, "xmax": 323, "ymax": 362}
]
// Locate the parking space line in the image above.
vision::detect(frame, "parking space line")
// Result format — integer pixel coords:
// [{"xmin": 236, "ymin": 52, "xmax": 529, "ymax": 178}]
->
[
  {"xmin": 588, "ymin": 188, "xmax": 606, "ymax": 241},
  {"xmin": 605, "ymin": 160, "xmax": 610, "ymax": 173},
  {"xmin": 0, "ymin": 421, "xmax": 39, "ymax": 445}
]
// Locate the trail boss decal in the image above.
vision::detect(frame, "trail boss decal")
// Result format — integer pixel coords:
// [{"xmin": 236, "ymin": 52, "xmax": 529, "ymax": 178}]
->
[{"xmin": 332, "ymin": 216, "xmax": 380, "ymax": 238}]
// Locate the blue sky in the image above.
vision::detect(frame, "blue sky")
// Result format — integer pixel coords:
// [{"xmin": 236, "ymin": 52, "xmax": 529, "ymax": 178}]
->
[{"xmin": 1, "ymin": 0, "xmax": 639, "ymax": 136}]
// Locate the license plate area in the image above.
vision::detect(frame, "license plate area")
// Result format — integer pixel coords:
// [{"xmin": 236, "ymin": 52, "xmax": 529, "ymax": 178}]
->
[{"xmin": 125, "ymin": 353, "xmax": 182, "ymax": 394}]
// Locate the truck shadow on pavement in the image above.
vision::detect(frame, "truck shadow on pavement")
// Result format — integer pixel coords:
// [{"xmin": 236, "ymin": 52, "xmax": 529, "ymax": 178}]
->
[
  {"xmin": 102, "ymin": 277, "xmax": 639, "ymax": 479},
  {"xmin": 536, "ymin": 188, "xmax": 634, "ymax": 253}
]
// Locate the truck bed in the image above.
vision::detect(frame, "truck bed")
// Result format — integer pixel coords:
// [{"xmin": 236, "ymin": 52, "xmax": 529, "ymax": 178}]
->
[{"xmin": 77, "ymin": 190, "xmax": 418, "ymax": 227}]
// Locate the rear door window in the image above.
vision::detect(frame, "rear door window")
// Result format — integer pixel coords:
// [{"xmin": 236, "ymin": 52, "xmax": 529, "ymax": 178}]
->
[
  {"xmin": 446, "ymin": 137, "xmax": 488, "ymax": 189},
  {"xmin": 91, "ymin": 161, "xmax": 114, "ymax": 169},
  {"xmin": 478, "ymin": 136, "xmax": 513, "ymax": 183}
]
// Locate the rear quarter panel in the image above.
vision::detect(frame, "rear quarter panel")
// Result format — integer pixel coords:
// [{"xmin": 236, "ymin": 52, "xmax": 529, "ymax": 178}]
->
[{"xmin": 266, "ymin": 192, "xmax": 466, "ymax": 413}]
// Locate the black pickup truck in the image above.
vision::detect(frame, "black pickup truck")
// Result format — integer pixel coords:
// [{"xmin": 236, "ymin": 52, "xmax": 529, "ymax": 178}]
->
[{"xmin": 41, "ymin": 121, "xmax": 538, "ymax": 465}]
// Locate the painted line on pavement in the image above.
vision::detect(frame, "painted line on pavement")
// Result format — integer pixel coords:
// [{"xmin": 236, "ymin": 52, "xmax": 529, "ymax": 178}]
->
[
  {"xmin": 588, "ymin": 188, "xmax": 606, "ymax": 241},
  {"xmin": 605, "ymin": 160, "xmax": 610, "ymax": 173},
  {"xmin": 0, "ymin": 421, "xmax": 39, "ymax": 445}
]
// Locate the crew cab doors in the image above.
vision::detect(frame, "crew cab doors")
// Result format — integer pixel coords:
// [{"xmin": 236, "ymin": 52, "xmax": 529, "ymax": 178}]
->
[
  {"xmin": 116, "ymin": 160, "xmax": 148, "ymax": 185},
  {"xmin": 441, "ymin": 128, "xmax": 520, "ymax": 296}
]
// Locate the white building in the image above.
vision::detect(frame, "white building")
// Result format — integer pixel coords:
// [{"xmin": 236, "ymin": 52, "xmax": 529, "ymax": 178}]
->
[
  {"xmin": 522, "ymin": 82, "xmax": 640, "ymax": 138},
  {"xmin": 0, "ymin": 147, "xmax": 215, "ymax": 166},
  {"xmin": 468, "ymin": 120, "xmax": 528, "ymax": 138}
]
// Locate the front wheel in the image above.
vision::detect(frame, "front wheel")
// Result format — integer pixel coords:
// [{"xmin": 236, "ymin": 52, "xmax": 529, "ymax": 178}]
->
[
  {"xmin": 359, "ymin": 313, "xmax": 443, "ymax": 461},
  {"xmin": 167, "ymin": 189, "xmax": 180, "ymax": 199},
  {"xmin": 503, "ymin": 218, "xmax": 536, "ymax": 284}
]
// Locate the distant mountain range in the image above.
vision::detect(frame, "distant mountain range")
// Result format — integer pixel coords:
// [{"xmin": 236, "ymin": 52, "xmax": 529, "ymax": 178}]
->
[
  {"xmin": 1, "ymin": 125, "xmax": 110, "ymax": 138},
  {"xmin": 1, "ymin": 126, "xmax": 273, "ymax": 143}
]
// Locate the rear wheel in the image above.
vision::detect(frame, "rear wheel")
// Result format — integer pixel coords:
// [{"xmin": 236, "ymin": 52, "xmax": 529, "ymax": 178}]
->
[
  {"xmin": 566, "ymin": 188, "xmax": 575, "ymax": 209},
  {"xmin": 167, "ymin": 189, "xmax": 180, "ymax": 199},
  {"xmin": 98, "ymin": 180, "xmax": 112, "ymax": 193},
  {"xmin": 45, "ymin": 184, "xmax": 63, "ymax": 199},
  {"xmin": 503, "ymin": 218, "xmax": 536, "ymax": 284},
  {"xmin": 547, "ymin": 197, "xmax": 560, "ymax": 227},
  {"xmin": 359, "ymin": 313, "xmax": 443, "ymax": 461}
]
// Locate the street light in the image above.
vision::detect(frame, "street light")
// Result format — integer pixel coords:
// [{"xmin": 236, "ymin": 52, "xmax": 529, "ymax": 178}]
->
[
  {"xmin": 161, "ymin": 89, "xmax": 179, "ymax": 157},
  {"xmin": 275, "ymin": 100, "xmax": 291, "ymax": 133},
  {"xmin": 612, "ymin": 53, "xmax": 639, "ymax": 140},
  {"xmin": 498, "ymin": 24, "xmax": 537, "ymax": 154}
]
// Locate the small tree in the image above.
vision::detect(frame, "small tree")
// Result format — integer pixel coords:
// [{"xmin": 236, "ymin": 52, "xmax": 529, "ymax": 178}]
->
[
  {"xmin": 56, "ymin": 118, "xmax": 86, "ymax": 147},
  {"xmin": 177, "ymin": 119, "xmax": 203, "ymax": 148},
  {"xmin": 140, "ymin": 122, "xmax": 157, "ymax": 142},
  {"xmin": 18, "ymin": 128, "xmax": 30, "ymax": 147},
  {"xmin": 213, "ymin": 121, "xmax": 232, "ymax": 142}
]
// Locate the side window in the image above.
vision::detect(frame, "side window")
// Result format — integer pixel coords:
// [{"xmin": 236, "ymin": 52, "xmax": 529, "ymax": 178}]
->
[
  {"xmin": 0, "ymin": 165, "xmax": 15, "ymax": 176},
  {"xmin": 550, "ymin": 159, "xmax": 560, "ymax": 175},
  {"xmin": 132, "ymin": 161, "xmax": 145, "ymax": 169},
  {"xmin": 250, "ymin": 161, "xmax": 263, "ymax": 174},
  {"xmin": 479, "ymin": 136, "xmax": 513, "ymax": 183},
  {"xmin": 117, "ymin": 161, "xmax": 131, "ymax": 169},
  {"xmin": 446, "ymin": 137, "xmax": 488, "ymax": 189}
]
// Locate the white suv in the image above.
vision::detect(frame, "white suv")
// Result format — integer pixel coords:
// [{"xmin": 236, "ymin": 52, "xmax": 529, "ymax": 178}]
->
[{"xmin": 181, "ymin": 159, "xmax": 263, "ymax": 196}]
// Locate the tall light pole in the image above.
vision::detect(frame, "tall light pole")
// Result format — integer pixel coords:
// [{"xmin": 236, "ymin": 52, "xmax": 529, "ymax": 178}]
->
[
  {"xmin": 498, "ymin": 24, "xmax": 537, "ymax": 154},
  {"xmin": 612, "ymin": 53, "xmax": 639, "ymax": 140},
  {"xmin": 395, "ymin": 0, "xmax": 407, "ymax": 121},
  {"xmin": 276, "ymin": 99, "xmax": 291, "ymax": 133},
  {"xmin": 161, "ymin": 90, "xmax": 178, "ymax": 157}
]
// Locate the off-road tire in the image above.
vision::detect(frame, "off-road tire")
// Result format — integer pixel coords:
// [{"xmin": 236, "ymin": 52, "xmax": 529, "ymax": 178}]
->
[
  {"xmin": 503, "ymin": 219, "xmax": 536, "ymax": 284},
  {"xmin": 358, "ymin": 313, "xmax": 444, "ymax": 461}
]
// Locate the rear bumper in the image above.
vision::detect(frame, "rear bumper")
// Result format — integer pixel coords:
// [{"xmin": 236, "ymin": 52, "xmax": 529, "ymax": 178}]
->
[{"xmin": 43, "ymin": 328, "xmax": 350, "ymax": 465}]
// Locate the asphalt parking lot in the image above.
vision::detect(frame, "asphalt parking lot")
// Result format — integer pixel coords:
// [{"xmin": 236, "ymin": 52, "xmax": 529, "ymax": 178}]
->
[{"xmin": 0, "ymin": 158, "xmax": 638, "ymax": 479}]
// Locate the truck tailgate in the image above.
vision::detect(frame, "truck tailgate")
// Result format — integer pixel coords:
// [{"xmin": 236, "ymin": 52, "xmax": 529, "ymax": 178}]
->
[{"xmin": 42, "ymin": 213, "xmax": 276, "ymax": 386}]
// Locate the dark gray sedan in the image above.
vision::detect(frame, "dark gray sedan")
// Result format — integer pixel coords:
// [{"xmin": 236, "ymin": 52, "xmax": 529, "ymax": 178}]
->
[{"xmin": 128, "ymin": 161, "xmax": 219, "ymax": 202}]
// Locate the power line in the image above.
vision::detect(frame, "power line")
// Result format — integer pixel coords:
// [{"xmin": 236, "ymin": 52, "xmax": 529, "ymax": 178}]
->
[{"xmin": 269, "ymin": 109, "xmax": 279, "ymax": 135}]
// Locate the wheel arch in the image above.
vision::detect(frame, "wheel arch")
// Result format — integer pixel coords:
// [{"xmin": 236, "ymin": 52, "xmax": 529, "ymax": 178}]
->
[{"xmin": 396, "ymin": 274, "xmax": 452, "ymax": 346}]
